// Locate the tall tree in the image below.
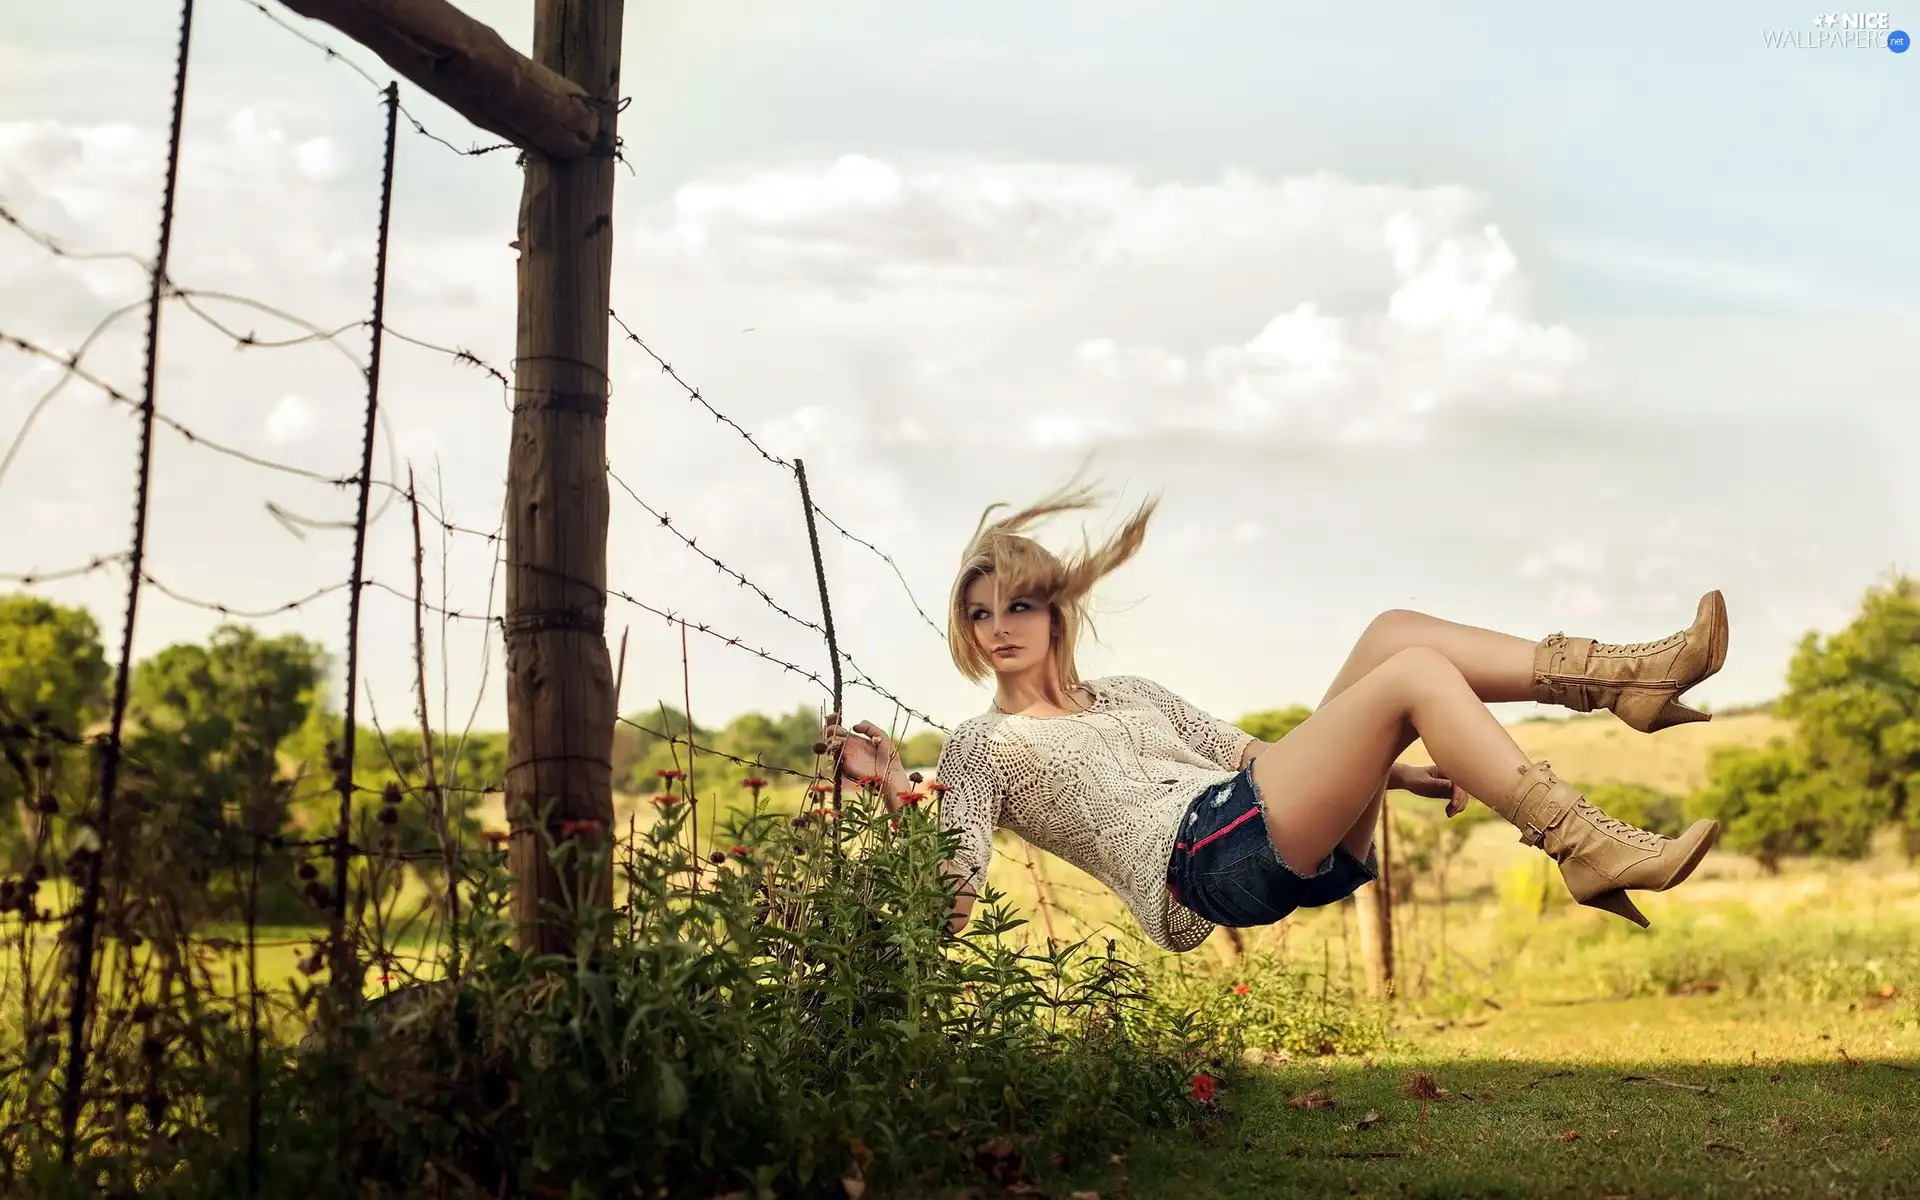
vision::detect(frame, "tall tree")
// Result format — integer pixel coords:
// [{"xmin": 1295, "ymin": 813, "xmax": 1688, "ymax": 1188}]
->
[
  {"xmin": 119, "ymin": 625, "xmax": 328, "ymax": 922},
  {"xmin": 1778, "ymin": 575, "xmax": 1920, "ymax": 856},
  {"xmin": 0, "ymin": 595, "xmax": 110, "ymax": 859}
]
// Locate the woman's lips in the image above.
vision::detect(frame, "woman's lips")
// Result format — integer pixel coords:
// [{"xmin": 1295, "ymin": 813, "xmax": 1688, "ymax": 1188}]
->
[{"xmin": 994, "ymin": 646, "xmax": 1021, "ymax": 657}]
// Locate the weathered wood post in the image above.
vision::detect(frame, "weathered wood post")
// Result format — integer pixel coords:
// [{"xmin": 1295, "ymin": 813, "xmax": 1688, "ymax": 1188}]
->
[
  {"xmin": 274, "ymin": 0, "xmax": 625, "ymax": 956},
  {"xmin": 503, "ymin": 0, "xmax": 625, "ymax": 956},
  {"xmin": 1353, "ymin": 786, "xmax": 1396, "ymax": 997}
]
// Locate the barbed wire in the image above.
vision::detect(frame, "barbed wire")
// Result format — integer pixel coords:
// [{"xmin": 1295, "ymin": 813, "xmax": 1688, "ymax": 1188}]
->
[
  {"xmin": 1, "ymin": 1, "xmax": 1002, "ymax": 1176},
  {"xmin": 0, "ymin": 554, "xmax": 130, "ymax": 586},
  {"xmin": 611, "ymin": 309, "xmax": 949, "ymax": 643},
  {"xmin": 231, "ymin": 0, "xmax": 519, "ymax": 160},
  {"xmin": 605, "ymin": 466, "xmax": 949, "ymax": 732},
  {"xmin": 0, "ymin": 327, "xmax": 359, "ymax": 486},
  {"xmin": 0, "ymin": 203, "xmax": 150, "ymax": 269}
]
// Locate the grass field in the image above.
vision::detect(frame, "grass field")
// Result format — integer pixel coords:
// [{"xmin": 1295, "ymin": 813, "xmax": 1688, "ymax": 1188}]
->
[
  {"xmin": 22, "ymin": 707, "xmax": 1914, "ymax": 1197},
  {"xmin": 1095, "ymin": 993, "xmax": 1920, "ymax": 1200},
  {"xmin": 978, "ymin": 710, "xmax": 1920, "ymax": 1199}
]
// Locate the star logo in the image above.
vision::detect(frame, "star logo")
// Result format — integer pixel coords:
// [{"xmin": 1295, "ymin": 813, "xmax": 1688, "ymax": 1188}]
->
[{"xmin": 1813, "ymin": 12, "xmax": 1835, "ymax": 25}]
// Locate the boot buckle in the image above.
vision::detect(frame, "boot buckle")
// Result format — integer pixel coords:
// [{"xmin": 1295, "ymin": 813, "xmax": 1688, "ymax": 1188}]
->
[{"xmin": 1519, "ymin": 824, "xmax": 1546, "ymax": 849}]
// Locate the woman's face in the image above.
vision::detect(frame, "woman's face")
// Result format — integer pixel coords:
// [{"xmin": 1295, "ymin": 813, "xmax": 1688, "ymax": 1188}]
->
[{"xmin": 963, "ymin": 574, "xmax": 1055, "ymax": 677}]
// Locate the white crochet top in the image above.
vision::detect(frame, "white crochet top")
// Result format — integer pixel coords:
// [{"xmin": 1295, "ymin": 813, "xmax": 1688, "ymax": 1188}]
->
[{"xmin": 931, "ymin": 675, "xmax": 1255, "ymax": 953}]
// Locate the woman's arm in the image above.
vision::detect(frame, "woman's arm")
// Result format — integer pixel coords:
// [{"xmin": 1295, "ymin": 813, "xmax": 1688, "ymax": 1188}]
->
[
  {"xmin": 1114, "ymin": 676, "xmax": 1256, "ymax": 772},
  {"xmin": 829, "ymin": 713, "xmax": 997, "ymax": 933}
]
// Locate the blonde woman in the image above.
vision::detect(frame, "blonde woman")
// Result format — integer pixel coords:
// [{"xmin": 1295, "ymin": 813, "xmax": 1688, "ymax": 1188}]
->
[{"xmin": 825, "ymin": 478, "xmax": 1726, "ymax": 953}]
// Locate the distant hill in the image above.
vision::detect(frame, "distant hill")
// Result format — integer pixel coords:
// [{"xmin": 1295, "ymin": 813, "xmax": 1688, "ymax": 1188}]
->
[{"xmin": 1397, "ymin": 710, "xmax": 1790, "ymax": 796}]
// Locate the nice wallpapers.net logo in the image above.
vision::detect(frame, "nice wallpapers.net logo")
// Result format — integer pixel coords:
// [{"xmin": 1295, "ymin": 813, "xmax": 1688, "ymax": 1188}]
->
[{"xmin": 1763, "ymin": 12, "xmax": 1911, "ymax": 50}]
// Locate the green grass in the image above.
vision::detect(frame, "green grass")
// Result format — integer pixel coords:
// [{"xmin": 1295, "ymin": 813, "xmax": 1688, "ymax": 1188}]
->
[{"xmin": 1088, "ymin": 995, "xmax": 1919, "ymax": 1199}]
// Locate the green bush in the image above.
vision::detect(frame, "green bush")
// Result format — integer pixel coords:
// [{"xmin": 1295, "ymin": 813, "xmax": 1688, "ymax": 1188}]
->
[
  {"xmin": 5, "ymin": 785, "xmax": 1231, "ymax": 1199},
  {"xmin": 1150, "ymin": 950, "xmax": 1391, "ymax": 1060}
]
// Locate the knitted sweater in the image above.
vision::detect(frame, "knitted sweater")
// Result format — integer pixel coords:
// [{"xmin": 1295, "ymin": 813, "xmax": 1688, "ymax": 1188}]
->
[{"xmin": 931, "ymin": 675, "xmax": 1255, "ymax": 952}]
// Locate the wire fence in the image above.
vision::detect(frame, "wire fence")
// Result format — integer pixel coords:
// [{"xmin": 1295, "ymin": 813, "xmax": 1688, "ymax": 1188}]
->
[{"xmin": 0, "ymin": 0, "xmax": 1112, "ymax": 1180}]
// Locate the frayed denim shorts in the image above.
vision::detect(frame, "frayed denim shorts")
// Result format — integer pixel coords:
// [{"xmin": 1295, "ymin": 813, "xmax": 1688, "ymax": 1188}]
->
[{"xmin": 1164, "ymin": 766, "xmax": 1379, "ymax": 928}]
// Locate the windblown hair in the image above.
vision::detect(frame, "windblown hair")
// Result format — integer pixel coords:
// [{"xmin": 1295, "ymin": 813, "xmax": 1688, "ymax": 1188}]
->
[{"xmin": 947, "ymin": 469, "xmax": 1160, "ymax": 688}]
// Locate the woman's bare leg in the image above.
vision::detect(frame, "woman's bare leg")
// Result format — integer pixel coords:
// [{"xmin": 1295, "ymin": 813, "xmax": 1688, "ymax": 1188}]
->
[
  {"xmin": 1323, "ymin": 610, "xmax": 1539, "ymax": 708},
  {"xmin": 1308, "ymin": 610, "xmax": 1539, "ymax": 855},
  {"xmin": 1254, "ymin": 647, "xmax": 1533, "ymax": 873}
]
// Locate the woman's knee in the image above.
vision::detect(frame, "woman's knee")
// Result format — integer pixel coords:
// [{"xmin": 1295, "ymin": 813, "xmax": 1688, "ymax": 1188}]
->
[
  {"xmin": 1358, "ymin": 608, "xmax": 1430, "ymax": 656},
  {"xmin": 1370, "ymin": 645, "xmax": 1464, "ymax": 705}
]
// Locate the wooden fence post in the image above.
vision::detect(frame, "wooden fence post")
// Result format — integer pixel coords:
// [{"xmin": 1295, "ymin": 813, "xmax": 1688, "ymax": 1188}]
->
[{"xmin": 502, "ymin": 0, "xmax": 626, "ymax": 956}]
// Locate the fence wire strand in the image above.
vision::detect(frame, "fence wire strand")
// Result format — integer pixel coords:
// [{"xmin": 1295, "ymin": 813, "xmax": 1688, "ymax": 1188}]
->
[{"xmin": 3, "ymin": 0, "xmax": 995, "ymax": 1173}]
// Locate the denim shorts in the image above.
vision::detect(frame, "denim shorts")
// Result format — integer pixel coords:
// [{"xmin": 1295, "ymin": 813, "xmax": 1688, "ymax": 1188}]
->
[{"xmin": 1164, "ymin": 767, "xmax": 1379, "ymax": 928}]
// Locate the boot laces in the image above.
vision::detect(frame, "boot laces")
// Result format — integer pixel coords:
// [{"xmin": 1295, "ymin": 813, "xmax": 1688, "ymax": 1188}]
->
[
  {"xmin": 1598, "ymin": 631, "xmax": 1683, "ymax": 657},
  {"xmin": 1575, "ymin": 797, "xmax": 1663, "ymax": 847}
]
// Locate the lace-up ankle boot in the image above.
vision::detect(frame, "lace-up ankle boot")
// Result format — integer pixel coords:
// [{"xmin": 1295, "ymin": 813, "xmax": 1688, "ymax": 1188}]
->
[
  {"xmin": 1488, "ymin": 760, "xmax": 1719, "ymax": 927},
  {"xmin": 1531, "ymin": 590, "xmax": 1729, "ymax": 733}
]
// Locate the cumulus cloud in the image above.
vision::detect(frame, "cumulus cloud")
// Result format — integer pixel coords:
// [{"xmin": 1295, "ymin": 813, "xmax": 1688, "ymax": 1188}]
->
[
  {"xmin": 628, "ymin": 156, "xmax": 1590, "ymax": 450},
  {"xmin": 1, "ymin": 87, "xmax": 1887, "ymax": 732}
]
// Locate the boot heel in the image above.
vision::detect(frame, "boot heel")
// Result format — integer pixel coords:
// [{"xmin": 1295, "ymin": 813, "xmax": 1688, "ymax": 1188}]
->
[
  {"xmin": 1647, "ymin": 698, "xmax": 1711, "ymax": 732},
  {"xmin": 1581, "ymin": 889, "xmax": 1649, "ymax": 928}
]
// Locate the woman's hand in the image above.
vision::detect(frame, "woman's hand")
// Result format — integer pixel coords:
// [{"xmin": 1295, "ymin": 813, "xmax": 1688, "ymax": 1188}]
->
[
  {"xmin": 1389, "ymin": 763, "xmax": 1471, "ymax": 816},
  {"xmin": 822, "ymin": 713, "xmax": 902, "ymax": 787}
]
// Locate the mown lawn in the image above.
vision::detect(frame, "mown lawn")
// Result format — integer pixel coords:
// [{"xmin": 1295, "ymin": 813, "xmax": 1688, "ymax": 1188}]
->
[{"xmin": 1072, "ymin": 994, "xmax": 1919, "ymax": 1200}]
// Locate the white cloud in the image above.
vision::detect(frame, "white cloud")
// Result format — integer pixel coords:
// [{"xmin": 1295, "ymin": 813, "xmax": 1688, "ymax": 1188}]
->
[
  {"xmin": 630, "ymin": 157, "xmax": 1591, "ymax": 450},
  {"xmin": 2, "ymin": 76, "xmax": 1905, "ymax": 739},
  {"xmin": 265, "ymin": 393, "xmax": 316, "ymax": 443}
]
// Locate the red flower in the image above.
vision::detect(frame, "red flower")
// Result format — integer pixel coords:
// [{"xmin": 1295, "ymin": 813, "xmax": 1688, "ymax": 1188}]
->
[
  {"xmin": 651, "ymin": 793, "xmax": 681, "ymax": 807},
  {"xmin": 926, "ymin": 782, "xmax": 953, "ymax": 795},
  {"xmin": 655, "ymin": 768, "xmax": 685, "ymax": 781},
  {"xmin": 743, "ymin": 776, "xmax": 769, "ymax": 790},
  {"xmin": 855, "ymin": 774, "xmax": 885, "ymax": 789},
  {"xmin": 896, "ymin": 790, "xmax": 927, "ymax": 807},
  {"xmin": 1232, "ymin": 983, "xmax": 1249, "ymax": 996},
  {"xmin": 729, "ymin": 845, "xmax": 752, "ymax": 859},
  {"xmin": 807, "ymin": 781, "xmax": 833, "ymax": 795},
  {"xmin": 557, "ymin": 818, "xmax": 603, "ymax": 839},
  {"xmin": 1190, "ymin": 1073, "xmax": 1217, "ymax": 1104},
  {"xmin": 376, "ymin": 973, "xmax": 393, "ymax": 986}
]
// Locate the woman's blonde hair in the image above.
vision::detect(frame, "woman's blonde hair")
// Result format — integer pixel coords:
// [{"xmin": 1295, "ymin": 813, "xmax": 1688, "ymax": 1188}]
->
[{"xmin": 947, "ymin": 467, "xmax": 1160, "ymax": 688}]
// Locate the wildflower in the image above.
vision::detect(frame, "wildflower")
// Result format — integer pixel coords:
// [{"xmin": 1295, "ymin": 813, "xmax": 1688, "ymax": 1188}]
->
[
  {"xmin": 743, "ymin": 775, "xmax": 769, "ymax": 791},
  {"xmin": 651, "ymin": 793, "xmax": 681, "ymax": 807},
  {"xmin": 1190, "ymin": 1072, "xmax": 1217, "ymax": 1104},
  {"xmin": 807, "ymin": 781, "xmax": 833, "ymax": 795},
  {"xmin": 708, "ymin": 851, "xmax": 726, "ymax": 865},
  {"xmin": 927, "ymin": 782, "xmax": 953, "ymax": 796},
  {"xmin": 896, "ymin": 790, "xmax": 927, "ymax": 807},
  {"xmin": 655, "ymin": 768, "xmax": 685, "ymax": 782},
  {"xmin": 855, "ymin": 774, "xmax": 884, "ymax": 789},
  {"xmin": 557, "ymin": 818, "xmax": 603, "ymax": 839},
  {"xmin": 729, "ymin": 845, "xmax": 752, "ymax": 859},
  {"xmin": 1233, "ymin": 983, "xmax": 1249, "ymax": 996}
]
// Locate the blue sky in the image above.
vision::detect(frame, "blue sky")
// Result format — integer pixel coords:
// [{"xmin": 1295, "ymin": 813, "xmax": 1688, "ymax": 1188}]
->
[{"xmin": 1, "ymin": 0, "xmax": 1913, "ymax": 732}]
